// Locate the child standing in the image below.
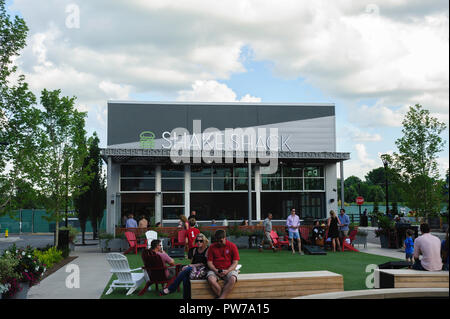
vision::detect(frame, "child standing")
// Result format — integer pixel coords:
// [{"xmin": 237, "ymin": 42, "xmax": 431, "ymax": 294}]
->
[{"xmin": 404, "ymin": 229, "xmax": 414, "ymax": 265}]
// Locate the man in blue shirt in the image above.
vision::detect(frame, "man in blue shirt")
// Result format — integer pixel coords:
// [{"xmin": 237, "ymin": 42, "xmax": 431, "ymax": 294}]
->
[
  {"xmin": 125, "ymin": 213, "xmax": 138, "ymax": 228},
  {"xmin": 338, "ymin": 209, "xmax": 350, "ymax": 238}
]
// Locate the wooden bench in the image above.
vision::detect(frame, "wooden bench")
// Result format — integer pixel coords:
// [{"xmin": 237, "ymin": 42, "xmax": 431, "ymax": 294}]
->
[
  {"xmin": 190, "ymin": 271, "xmax": 343, "ymax": 299},
  {"xmin": 296, "ymin": 288, "xmax": 449, "ymax": 299},
  {"xmin": 375, "ymin": 269, "xmax": 449, "ymax": 289}
]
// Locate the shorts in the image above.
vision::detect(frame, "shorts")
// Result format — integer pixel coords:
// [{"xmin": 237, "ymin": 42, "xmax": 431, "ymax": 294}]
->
[
  {"xmin": 264, "ymin": 231, "xmax": 272, "ymax": 243},
  {"xmin": 288, "ymin": 230, "xmax": 300, "ymax": 240},
  {"xmin": 207, "ymin": 270, "xmax": 239, "ymax": 282},
  {"xmin": 405, "ymin": 253, "xmax": 413, "ymax": 260}
]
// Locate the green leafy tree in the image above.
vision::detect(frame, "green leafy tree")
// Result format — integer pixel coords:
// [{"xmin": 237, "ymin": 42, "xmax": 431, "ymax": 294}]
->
[
  {"xmin": 392, "ymin": 104, "xmax": 447, "ymax": 217},
  {"xmin": 32, "ymin": 89, "xmax": 90, "ymax": 245},
  {"xmin": 0, "ymin": 0, "xmax": 39, "ymax": 215},
  {"xmin": 367, "ymin": 185, "xmax": 385, "ymax": 203},
  {"xmin": 74, "ymin": 133, "xmax": 105, "ymax": 243}
]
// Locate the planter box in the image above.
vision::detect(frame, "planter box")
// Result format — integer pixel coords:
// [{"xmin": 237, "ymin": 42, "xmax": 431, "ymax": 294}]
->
[
  {"xmin": 227, "ymin": 236, "xmax": 250, "ymax": 249},
  {"xmin": 353, "ymin": 235, "xmax": 367, "ymax": 248},
  {"xmin": 379, "ymin": 234, "xmax": 389, "ymax": 248},
  {"xmin": 100, "ymin": 238, "xmax": 127, "ymax": 252}
]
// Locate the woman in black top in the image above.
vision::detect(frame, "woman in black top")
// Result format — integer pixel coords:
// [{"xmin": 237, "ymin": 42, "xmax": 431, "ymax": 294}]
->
[
  {"xmin": 160, "ymin": 233, "xmax": 209, "ymax": 299},
  {"xmin": 327, "ymin": 210, "xmax": 342, "ymax": 252}
]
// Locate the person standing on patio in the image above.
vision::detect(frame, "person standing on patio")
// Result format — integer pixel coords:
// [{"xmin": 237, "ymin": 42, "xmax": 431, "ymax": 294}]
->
[
  {"xmin": 258, "ymin": 213, "xmax": 276, "ymax": 252},
  {"xmin": 327, "ymin": 210, "xmax": 342, "ymax": 252},
  {"xmin": 286, "ymin": 208, "xmax": 303, "ymax": 255},
  {"xmin": 338, "ymin": 208, "xmax": 350, "ymax": 238},
  {"xmin": 206, "ymin": 229, "xmax": 240, "ymax": 299},
  {"xmin": 125, "ymin": 213, "xmax": 138, "ymax": 228},
  {"xmin": 139, "ymin": 215, "xmax": 149, "ymax": 229}
]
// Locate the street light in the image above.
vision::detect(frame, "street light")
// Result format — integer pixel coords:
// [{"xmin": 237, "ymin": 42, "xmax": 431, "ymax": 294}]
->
[{"xmin": 381, "ymin": 154, "xmax": 389, "ymax": 216}]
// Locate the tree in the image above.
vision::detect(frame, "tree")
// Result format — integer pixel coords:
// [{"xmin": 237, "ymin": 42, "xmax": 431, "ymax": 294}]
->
[
  {"xmin": 367, "ymin": 185, "xmax": 385, "ymax": 203},
  {"xmin": 392, "ymin": 104, "xmax": 447, "ymax": 217},
  {"xmin": 74, "ymin": 133, "xmax": 105, "ymax": 243},
  {"xmin": 0, "ymin": 0, "xmax": 39, "ymax": 215},
  {"xmin": 32, "ymin": 89, "xmax": 89, "ymax": 245}
]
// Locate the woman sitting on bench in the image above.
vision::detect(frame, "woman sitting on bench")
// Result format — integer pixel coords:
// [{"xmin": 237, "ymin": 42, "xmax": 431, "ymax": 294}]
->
[{"xmin": 159, "ymin": 233, "xmax": 210, "ymax": 299}]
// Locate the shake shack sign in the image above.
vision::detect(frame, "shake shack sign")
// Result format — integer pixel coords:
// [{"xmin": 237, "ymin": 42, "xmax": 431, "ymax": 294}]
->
[{"xmin": 140, "ymin": 120, "xmax": 291, "ymax": 152}]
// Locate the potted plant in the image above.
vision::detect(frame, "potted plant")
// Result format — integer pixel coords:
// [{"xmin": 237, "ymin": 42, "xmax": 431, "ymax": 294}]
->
[
  {"xmin": 2, "ymin": 244, "xmax": 46, "ymax": 299},
  {"xmin": 99, "ymin": 232, "xmax": 127, "ymax": 252},
  {"xmin": 375, "ymin": 215, "xmax": 395, "ymax": 248},
  {"xmin": 353, "ymin": 230, "xmax": 368, "ymax": 248}
]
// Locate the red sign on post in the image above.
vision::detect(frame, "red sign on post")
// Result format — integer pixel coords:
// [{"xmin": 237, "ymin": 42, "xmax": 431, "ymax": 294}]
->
[{"xmin": 356, "ymin": 196, "xmax": 364, "ymax": 205}]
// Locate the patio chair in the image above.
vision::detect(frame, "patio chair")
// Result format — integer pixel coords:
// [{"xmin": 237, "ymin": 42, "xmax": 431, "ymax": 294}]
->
[
  {"xmin": 171, "ymin": 230, "xmax": 187, "ymax": 248},
  {"xmin": 105, "ymin": 253, "xmax": 145, "ymax": 296},
  {"xmin": 124, "ymin": 231, "xmax": 147, "ymax": 255},
  {"xmin": 138, "ymin": 250, "xmax": 182, "ymax": 296},
  {"xmin": 341, "ymin": 229, "xmax": 359, "ymax": 252},
  {"xmin": 270, "ymin": 230, "xmax": 289, "ymax": 250},
  {"xmin": 299, "ymin": 226, "xmax": 312, "ymax": 245},
  {"xmin": 145, "ymin": 230, "xmax": 159, "ymax": 249}
]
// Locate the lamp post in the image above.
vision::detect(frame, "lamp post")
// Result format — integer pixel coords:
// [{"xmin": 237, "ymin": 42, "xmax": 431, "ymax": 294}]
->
[{"xmin": 381, "ymin": 155, "xmax": 389, "ymax": 216}]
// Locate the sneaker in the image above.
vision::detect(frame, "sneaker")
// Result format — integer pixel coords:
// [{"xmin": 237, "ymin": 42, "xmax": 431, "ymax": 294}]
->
[
  {"xmin": 258, "ymin": 246, "xmax": 263, "ymax": 252},
  {"xmin": 272, "ymin": 247, "xmax": 277, "ymax": 252},
  {"xmin": 299, "ymin": 251, "xmax": 304, "ymax": 255}
]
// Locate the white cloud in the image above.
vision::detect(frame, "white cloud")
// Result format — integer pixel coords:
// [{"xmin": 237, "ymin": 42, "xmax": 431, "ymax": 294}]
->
[
  {"xmin": 8, "ymin": 0, "xmax": 449, "ymax": 149},
  {"xmin": 341, "ymin": 125, "xmax": 382, "ymax": 142},
  {"xmin": 176, "ymin": 80, "xmax": 261, "ymax": 102}
]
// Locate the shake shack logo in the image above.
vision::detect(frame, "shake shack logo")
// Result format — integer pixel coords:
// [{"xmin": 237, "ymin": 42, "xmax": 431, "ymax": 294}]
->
[{"xmin": 140, "ymin": 131, "xmax": 155, "ymax": 149}]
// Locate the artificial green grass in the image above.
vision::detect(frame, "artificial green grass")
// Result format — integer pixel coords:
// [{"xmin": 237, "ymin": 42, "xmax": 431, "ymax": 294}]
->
[{"xmin": 100, "ymin": 249, "xmax": 402, "ymax": 299}]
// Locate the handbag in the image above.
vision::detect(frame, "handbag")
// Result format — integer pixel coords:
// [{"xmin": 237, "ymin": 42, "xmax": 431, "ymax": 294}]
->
[{"xmin": 189, "ymin": 265, "xmax": 208, "ymax": 280}]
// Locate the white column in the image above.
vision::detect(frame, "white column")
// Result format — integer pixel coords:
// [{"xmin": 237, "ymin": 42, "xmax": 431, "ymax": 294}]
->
[
  {"xmin": 155, "ymin": 165, "xmax": 162, "ymax": 224},
  {"xmin": 184, "ymin": 164, "xmax": 191, "ymax": 217},
  {"xmin": 325, "ymin": 163, "xmax": 338, "ymax": 218},
  {"xmin": 340, "ymin": 161, "xmax": 345, "ymax": 210},
  {"xmin": 255, "ymin": 165, "xmax": 261, "ymax": 221},
  {"xmin": 107, "ymin": 157, "xmax": 120, "ymax": 235}
]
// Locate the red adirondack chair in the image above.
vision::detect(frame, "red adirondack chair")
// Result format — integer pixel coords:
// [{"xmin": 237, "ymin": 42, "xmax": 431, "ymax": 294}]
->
[
  {"xmin": 138, "ymin": 250, "xmax": 182, "ymax": 296},
  {"xmin": 270, "ymin": 230, "xmax": 289, "ymax": 250},
  {"xmin": 171, "ymin": 230, "xmax": 187, "ymax": 248},
  {"xmin": 299, "ymin": 226, "xmax": 312, "ymax": 245},
  {"xmin": 124, "ymin": 231, "xmax": 147, "ymax": 255},
  {"xmin": 342, "ymin": 229, "xmax": 359, "ymax": 252}
]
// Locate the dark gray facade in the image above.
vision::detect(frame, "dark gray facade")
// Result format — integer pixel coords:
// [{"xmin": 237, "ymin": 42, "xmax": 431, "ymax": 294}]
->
[{"xmin": 102, "ymin": 101, "xmax": 349, "ymax": 233}]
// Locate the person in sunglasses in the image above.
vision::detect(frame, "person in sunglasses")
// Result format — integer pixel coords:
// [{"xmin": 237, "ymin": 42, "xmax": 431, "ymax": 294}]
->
[{"xmin": 159, "ymin": 233, "xmax": 210, "ymax": 299}]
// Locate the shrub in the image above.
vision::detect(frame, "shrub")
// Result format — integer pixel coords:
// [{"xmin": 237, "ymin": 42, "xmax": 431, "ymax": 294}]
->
[
  {"xmin": 0, "ymin": 255, "xmax": 20, "ymax": 295},
  {"xmin": 34, "ymin": 246, "xmax": 64, "ymax": 269}
]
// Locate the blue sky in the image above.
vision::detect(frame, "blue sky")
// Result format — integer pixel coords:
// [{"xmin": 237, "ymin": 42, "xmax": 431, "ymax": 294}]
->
[{"xmin": 5, "ymin": 0, "xmax": 449, "ymax": 179}]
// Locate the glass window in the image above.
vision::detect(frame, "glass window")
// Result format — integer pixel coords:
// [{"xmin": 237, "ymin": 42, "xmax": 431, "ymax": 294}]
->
[
  {"xmin": 282, "ymin": 166, "xmax": 303, "ymax": 177},
  {"xmin": 120, "ymin": 179, "xmax": 155, "ymax": 191},
  {"xmin": 191, "ymin": 179, "xmax": 212, "ymax": 191},
  {"xmin": 190, "ymin": 193, "xmax": 256, "ymax": 221},
  {"xmin": 260, "ymin": 168, "xmax": 281, "ymax": 177},
  {"xmin": 121, "ymin": 165, "xmax": 155, "ymax": 177},
  {"xmin": 261, "ymin": 178, "xmax": 282, "ymax": 190},
  {"xmin": 163, "ymin": 193, "xmax": 184, "ymax": 206},
  {"xmin": 191, "ymin": 167, "xmax": 212, "ymax": 178},
  {"xmin": 283, "ymin": 179, "xmax": 303, "ymax": 191},
  {"xmin": 304, "ymin": 178, "xmax": 324, "ymax": 190},
  {"xmin": 304, "ymin": 166, "xmax": 324, "ymax": 177},
  {"xmin": 233, "ymin": 167, "xmax": 254, "ymax": 178},
  {"xmin": 161, "ymin": 165, "xmax": 184, "ymax": 178},
  {"xmin": 212, "ymin": 167, "xmax": 233, "ymax": 178},
  {"xmin": 162, "ymin": 179, "xmax": 184, "ymax": 191},
  {"xmin": 163, "ymin": 207, "xmax": 184, "ymax": 220},
  {"xmin": 213, "ymin": 178, "xmax": 233, "ymax": 191},
  {"xmin": 234, "ymin": 178, "xmax": 255, "ymax": 191}
]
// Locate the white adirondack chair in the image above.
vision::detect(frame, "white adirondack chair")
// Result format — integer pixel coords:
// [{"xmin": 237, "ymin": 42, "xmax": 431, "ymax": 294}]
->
[
  {"xmin": 105, "ymin": 253, "xmax": 145, "ymax": 296},
  {"xmin": 145, "ymin": 230, "xmax": 159, "ymax": 249}
]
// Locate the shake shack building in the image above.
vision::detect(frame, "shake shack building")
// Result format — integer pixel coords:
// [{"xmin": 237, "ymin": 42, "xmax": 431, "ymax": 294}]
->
[{"xmin": 101, "ymin": 101, "xmax": 350, "ymax": 234}]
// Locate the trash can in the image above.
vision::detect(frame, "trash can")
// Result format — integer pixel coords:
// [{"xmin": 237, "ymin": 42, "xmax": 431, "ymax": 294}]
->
[{"xmin": 57, "ymin": 229, "xmax": 70, "ymax": 257}]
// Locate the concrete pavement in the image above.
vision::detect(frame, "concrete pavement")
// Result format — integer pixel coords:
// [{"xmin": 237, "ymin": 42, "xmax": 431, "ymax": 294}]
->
[{"xmin": 28, "ymin": 244, "xmax": 111, "ymax": 299}]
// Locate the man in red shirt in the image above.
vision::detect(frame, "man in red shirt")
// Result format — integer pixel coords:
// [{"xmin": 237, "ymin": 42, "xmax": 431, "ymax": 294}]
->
[{"xmin": 206, "ymin": 229, "xmax": 240, "ymax": 299}]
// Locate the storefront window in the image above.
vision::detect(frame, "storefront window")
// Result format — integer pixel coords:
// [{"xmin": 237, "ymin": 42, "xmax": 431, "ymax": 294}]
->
[
  {"xmin": 121, "ymin": 165, "xmax": 155, "ymax": 177},
  {"xmin": 261, "ymin": 178, "xmax": 282, "ymax": 190},
  {"xmin": 121, "ymin": 179, "xmax": 155, "ymax": 191},
  {"xmin": 304, "ymin": 178, "xmax": 324, "ymax": 191}
]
